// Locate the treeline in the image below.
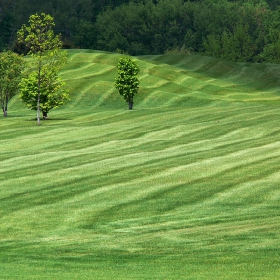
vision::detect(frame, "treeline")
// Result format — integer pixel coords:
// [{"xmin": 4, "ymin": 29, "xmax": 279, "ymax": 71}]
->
[
  {"xmin": 1, "ymin": 0, "xmax": 280, "ymax": 63},
  {"xmin": 0, "ymin": 0, "xmax": 130, "ymax": 50}
]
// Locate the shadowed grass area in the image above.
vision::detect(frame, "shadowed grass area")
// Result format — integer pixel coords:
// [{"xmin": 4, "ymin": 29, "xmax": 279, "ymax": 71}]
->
[{"xmin": 1, "ymin": 50, "xmax": 280, "ymax": 279}]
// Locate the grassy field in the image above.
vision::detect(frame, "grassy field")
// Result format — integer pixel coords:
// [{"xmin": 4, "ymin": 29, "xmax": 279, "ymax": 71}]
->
[{"xmin": 1, "ymin": 49, "xmax": 280, "ymax": 279}]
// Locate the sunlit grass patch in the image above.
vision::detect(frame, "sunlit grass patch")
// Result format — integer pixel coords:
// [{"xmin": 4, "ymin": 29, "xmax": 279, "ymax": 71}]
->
[{"xmin": 1, "ymin": 50, "xmax": 280, "ymax": 279}]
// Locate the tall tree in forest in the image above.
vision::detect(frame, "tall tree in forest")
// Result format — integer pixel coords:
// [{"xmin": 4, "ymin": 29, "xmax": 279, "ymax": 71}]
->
[
  {"xmin": 0, "ymin": 51, "xmax": 25, "ymax": 116},
  {"xmin": 115, "ymin": 57, "xmax": 140, "ymax": 110},
  {"xmin": 17, "ymin": 13, "xmax": 68, "ymax": 125}
]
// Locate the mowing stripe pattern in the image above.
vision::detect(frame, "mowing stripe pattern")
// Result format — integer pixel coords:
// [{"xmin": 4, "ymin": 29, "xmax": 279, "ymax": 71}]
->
[{"xmin": 1, "ymin": 51, "xmax": 280, "ymax": 279}]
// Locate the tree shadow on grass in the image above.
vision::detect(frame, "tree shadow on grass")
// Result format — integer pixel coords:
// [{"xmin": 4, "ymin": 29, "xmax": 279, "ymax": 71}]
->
[
  {"xmin": 1, "ymin": 114, "xmax": 72, "ymax": 121},
  {"xmin": 24, "ymin": 117, "xmax": 73, "ymax": 121},
  {"xmin": 42, "ymin": 117, "xmax": 73, "ymax": 121},
  {"xmin": 1, "ymin": 114, "xmax": 30, "ymax": 118}
]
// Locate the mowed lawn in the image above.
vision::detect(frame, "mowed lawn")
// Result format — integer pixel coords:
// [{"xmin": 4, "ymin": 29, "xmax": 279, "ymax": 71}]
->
[{"xmin": 1, "ymin": 50, "xmax": 280, "ymax": 279}]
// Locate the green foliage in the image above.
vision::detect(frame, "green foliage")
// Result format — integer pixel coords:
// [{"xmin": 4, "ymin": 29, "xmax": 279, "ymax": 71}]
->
[
  {"xmin": 70, "ymin": 19, "xmax": 96, "ymax": 49},
  {"xmin": 115, "ymin": 57, "xmax": 140, "ymax": 110},
  {"xmin": 17, "ymin": 13, "xmax": 68, "ymax": 124},
  {"xmin": 0, "ymin": 51, "xmax": 25, "ymax": 116},
  {"xmin": 94, "ymin": 0, "xmax": 279, "ymax": 62},
  {"xmin": 19, "ymin": 71, "xmax": 69, "ymax": 118},
  {"xmin": 1, "ymin": 0, "xmax": 280, "ymax": 62},
  {"xmin": 96, "ymin": 0, "xmax": 194, "ymax": 55},
  {"xmin": 204, "ymin": 23, "xmax": 257, "ymax": 62},
  {"xmin": 198, "ymin": 1, "xmax": 269, "ymax": 62},
  {"xmin": 17, "ymin": 13, "xmax": 62, "ymax": 55},
  {"xmin": 2, "ymin": 0, "xmax": 131, "ymax": 49},
  {"xmin": 262, "ymin": 39, "xmax": 280, "ymax": 63},
  {"xmin": 0, "ymin": 12, "xmax": 13, "ymax": 51},
  {"xmin": 260, "ymin": 7, "xmax": 280, "ymax": 63}
]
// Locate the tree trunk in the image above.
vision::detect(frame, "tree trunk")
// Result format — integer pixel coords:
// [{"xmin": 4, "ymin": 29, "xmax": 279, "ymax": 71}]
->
[
  {"xmin": 37, "ymin": 68, "xmax": 41, "ymax": 125},
  {"xmin": 37, "ymin": 96, "xmax": 40, "ymax": 125},
  {"xmin": 128, "ymin": 100, "xmax": 133, "ymax": 110},
  {"xmin": 2, "ymin": 95, "xmax": 8, "ymax": 117},
  {"xmin": 5, "ymin": 95, "xmax": 8, "ymax": 117},
  {"xmin": 3, "ymin": 107, "xmax": 7, "ymax": 117},
  {"xmin": 43, "ymin": 111, "xmax": 48, "ymax": 119}
]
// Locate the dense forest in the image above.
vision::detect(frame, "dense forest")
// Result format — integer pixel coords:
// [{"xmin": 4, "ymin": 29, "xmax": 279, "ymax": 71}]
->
[{"xmin": 0, "ymin": 0, "xmax": 280, "ymax": 62}]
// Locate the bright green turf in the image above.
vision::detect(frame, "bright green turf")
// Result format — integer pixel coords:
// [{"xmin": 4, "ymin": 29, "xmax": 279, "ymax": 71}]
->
[{"xmin": 1, "ymin": 50, "xmax": 280, "ymax": 279}]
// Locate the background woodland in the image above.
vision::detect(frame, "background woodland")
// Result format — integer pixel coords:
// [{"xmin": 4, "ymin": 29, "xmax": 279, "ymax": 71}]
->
[{"xmin": 0, "ymin": 0, "xmax": 280, "ymax": 62}]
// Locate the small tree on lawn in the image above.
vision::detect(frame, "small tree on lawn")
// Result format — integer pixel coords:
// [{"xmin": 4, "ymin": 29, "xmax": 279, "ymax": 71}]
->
[
  {"xmin": 17, "ymin": 13, "xmax": 68, "ymax": 125},
  {"xmin": 115, "ymin": 57, "xmax": 140, "ymax": 110},
  {"xmin": 0, "ymin": 51, "xmax": 25, "ymax": 117},
  {"xmin": 19, "ymin": 70, "xmax": 69, "ymax": 119}
]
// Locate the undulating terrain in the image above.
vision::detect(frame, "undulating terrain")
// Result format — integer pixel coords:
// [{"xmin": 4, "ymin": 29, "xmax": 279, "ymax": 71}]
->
[{"xmin": 1, "ymin": 50, "xmax": 280, "ymax": 279}]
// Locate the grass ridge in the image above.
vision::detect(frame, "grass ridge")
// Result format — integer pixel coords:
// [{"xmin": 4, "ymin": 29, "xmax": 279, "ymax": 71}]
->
[{"xmin": 1, "ymin": 50, "xmax": 280, "ymax": 279}]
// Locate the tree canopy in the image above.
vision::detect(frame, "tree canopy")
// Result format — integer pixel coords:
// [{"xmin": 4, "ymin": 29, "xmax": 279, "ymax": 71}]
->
[
  {"xmin": 115, "ymin": 57, "xmax": 140, "ymax": 110},
  {"xmin": 19, "ymin": 71, "xmax": 69, "ymax": 118},
  {"xmin": 0, "ymin": 51, "xmax": 25, "ymax": 117},
  {"xmin": 17, "ymin": 13, "xmax": 68, "ymax": 124},
  {"xmin": 1, "ymin": 0, "xmax": 280, "ymax": 63}
]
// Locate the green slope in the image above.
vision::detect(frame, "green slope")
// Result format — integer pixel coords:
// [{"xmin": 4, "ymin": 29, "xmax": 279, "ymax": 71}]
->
[{"xmin": 1, "ymin": 50, "xmax": 280, "ymax": 279}]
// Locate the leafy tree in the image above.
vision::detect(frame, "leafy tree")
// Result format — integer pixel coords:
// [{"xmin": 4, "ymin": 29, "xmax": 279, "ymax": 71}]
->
[
  {"xmin": 115, "ymin": 57, "xmax": 140, "ymax": 110},
  {"xmin": 260, "ymin": 6, "xmax": 280, "ymax": 63},
  {"xmin": 70, "ymin": 19, "xmax": 96, "ymax": 49},
  {"xmin": 95, "ymin": 0, "xmax": 194, "ymax": 55},
  {"xmin": 0, "ymin": 51, "xmax": 25, "ymax": 117},
  {"xmin": 1, "ymin": 0, "xmax": 278, "ymax": 62},
  {"xmin": 204, "ymin": 23, "xmax": 257, "ymax": 62},
  {"xmin": 19, "ymin": 71, "xmax": 69, "ymax": 119},
  {"xmin": 17, "ymin": 13, "xmax": 68, "ymax": 125}
]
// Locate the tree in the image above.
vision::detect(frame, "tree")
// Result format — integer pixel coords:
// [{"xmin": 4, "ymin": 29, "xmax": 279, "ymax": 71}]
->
[
  {"xmin": 17, "ymin": 13, "xmax": 68, "ymax": 125},
  {"xmin": 115, "ymin": 57, "xmax": 140, "ymax": 110},
  {"xmin": 19, "ymin": 71, "xmax": 69, "ymax": 118},
  {"xmin": 0, "ymin": 51, "xmax": 25, "ymax": 117},
  {"xmin": 260, "ymin": 6, "xmax": 280, "ymax": 63}
]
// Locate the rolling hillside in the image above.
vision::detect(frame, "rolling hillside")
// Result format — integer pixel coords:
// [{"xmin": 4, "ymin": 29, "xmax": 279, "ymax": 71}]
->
[{"xmin": 1, "ymin": 50, "xmax": 280, "ymax": 279}]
